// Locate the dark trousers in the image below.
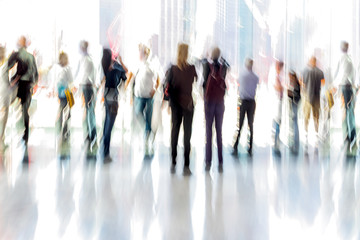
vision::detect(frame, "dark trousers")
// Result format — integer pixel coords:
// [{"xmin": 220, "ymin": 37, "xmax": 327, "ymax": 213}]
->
[
  {"xmin": 342, "ymin": 86, "xmax": 356, "ymax": 145},
  {"xmin": 82, "ymin": 85, "xmax": 97, "ymax": 147},
  {"xmin": 102, "ymin": 100, "xmax": 118, "ymax": 158},
  {"xmin": 170, "ymin": 102, "xmax": 194, "ymax": 167},
  {"xmin": 233, "ymin": 99, "xmax": 256, "ymax": 151},
  {"xmin": 17, "ymin": 80, "xmax": 32, "ymax": 144},
  {"xmin": 205, "ymin": 100, "xmax": 224, "ymax": 165}
]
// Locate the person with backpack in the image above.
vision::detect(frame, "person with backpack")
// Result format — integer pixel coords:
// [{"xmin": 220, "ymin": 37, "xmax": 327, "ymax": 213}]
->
[
  {"xmin": 231, "ymin": 58, "xmax": 259, "ymax": 157},
  {"xmin": 202, "ymin": 47, "xmax": 228, "ymax": 172},
  {"xmin": 287, "ymin": 70, "xmax": 301, "ymax": 154}
]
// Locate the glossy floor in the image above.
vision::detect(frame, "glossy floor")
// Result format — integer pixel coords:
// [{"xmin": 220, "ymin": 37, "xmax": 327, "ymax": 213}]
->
[{"xmin": 0, "ymin": 126, "xmax": 359, "ymax": 240}]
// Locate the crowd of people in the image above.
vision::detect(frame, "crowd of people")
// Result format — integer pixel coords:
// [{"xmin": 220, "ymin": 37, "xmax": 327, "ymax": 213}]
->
[{"xmin": 0, "ymin": 36, "xmax": 358, "ymax": 175}]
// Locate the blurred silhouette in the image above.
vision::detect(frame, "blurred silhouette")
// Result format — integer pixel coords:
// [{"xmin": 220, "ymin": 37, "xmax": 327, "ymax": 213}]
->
[
  {"xmin": 202, "ymin": 47, "xmax": 228, "ymax": 171},
  {"xmin": 287, "ymin": 70, "xmax": 301, "ymax": 155},
  {"xmin": 302, "ymin": 56, "xmax": 324, "ymax": 147},
  {"xmin": 232, "ymin": 58, "xmax": 259, "ymax": 157},
  {"xmin": 100, "ymin": 48, "xmax": 127, "ymax": 162},
  {"xmin": 166, "ymin": 43, "xmax": 197, "ymax": 176}
]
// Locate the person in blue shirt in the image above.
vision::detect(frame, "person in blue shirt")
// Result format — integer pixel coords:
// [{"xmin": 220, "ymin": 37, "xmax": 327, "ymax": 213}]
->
[{"xmin": 101, "ymin": 48, "xmax": 127, "ymax": 162}]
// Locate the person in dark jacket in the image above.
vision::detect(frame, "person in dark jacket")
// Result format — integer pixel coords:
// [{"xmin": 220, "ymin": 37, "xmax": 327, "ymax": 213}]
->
[
  {"xmin": 167, "ymin": 43, "xmax": 197, "ymax": 176},
  {"xmin": 202, "ymin": 47, "xmax": 228, "ymax": 172},
  {"xmin": 101, "ymin": 48, "xmax": 127, "ymax": 162}
]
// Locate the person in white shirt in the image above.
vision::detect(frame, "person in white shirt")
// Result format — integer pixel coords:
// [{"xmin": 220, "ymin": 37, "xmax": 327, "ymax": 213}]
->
[
  {"xmin": 333, "ymin": 41, "xmax": 357, "ymax": 154},
  {"xmin": 74, "ymin": 40, "xmax": 98, "ymax": 158},
  {"xmin": 131, "ymin": 44, "xmax": 160, "ymax": 156}
]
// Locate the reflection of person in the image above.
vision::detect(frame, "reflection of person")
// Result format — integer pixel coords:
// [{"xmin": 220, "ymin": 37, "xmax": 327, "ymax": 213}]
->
[
  {"xmin": 131, "ymin": 44, "xmax": 160, "ymax": 156},
  {"xmin": 55, "ymin": 52, "xmax": 73, "ymax": 159},
  {"xmin": 302, "ymin": 56, "xmax": 324, "ymax": 146},
  {"xmin": 10, "ymin": 36, "xmax": 38, "ymax": 160},
  {"xmin": 202, "ymin": 47, "xmax": 228, "ymax": 171},
  {"xmin": 270, "ymin": 60, "xmax": 284, "ymax": 155},
  {"xmin": 232, "ymin": 58, "xmax": 259, "ymax": 157},
  {"xmin": 167, "ymin": 43, "xmax": 197, "ymax": 175},
  {"xmin": 75, "ymin": 40, "xmax": 98, "ymax": 158},
  {"xmin": 333, "ymin": 41, "xmax": 356, "ymax": 153},
  {"xmin": 100, "ymin": 48, "xmax": 127, "ymax": 162},
  {"xmin": 287, "ymin": 70, "xmax": 301, "ymax": 154}
]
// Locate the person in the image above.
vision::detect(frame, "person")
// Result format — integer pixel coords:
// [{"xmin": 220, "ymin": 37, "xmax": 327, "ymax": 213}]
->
[
  {"xmin": 166, "ymin": 43, "xmax": 197, "ymax": 175},
  {"xmin": 74, "ymin": 40, "xmax": 98, "ymax": 158},
  {"xmin": 231, "ymin": 58, "xmax": 259, "ymax": 157},
  {"xmin": 10, "ymin": 36, "xmax": 38, "ymax": 161},
  {"xmin": 202, "ymin": 47, "xmax": 228, "ymax": 171},
  {"xmin": 302, "ymin": 56, "xmax": 324, "ymax": 147},
  {"xmin": 333, "ymin": 41, "xmax": 357, "ymax": 154},
  {"xmin": 54, "ymin": 52, "xmax": 73, "ymax": 159},
  {"xmin": 287, "ymin": 70, "xmax": 301, "ymax": 154},
  {"xmin": 100, "ymin": 48, "xmax": 127, "ymax": 162},
  {"xmin": 270, "ymin": 60, "xmax": 284, "ymax": 155},
  {"xmin": 132, "ymin": 44, "xmax": 160, "ymax": 157}
]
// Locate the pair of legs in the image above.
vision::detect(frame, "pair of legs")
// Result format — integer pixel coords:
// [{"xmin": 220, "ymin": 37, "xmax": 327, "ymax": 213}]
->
[
  {"xmin": 17, "ymin": 80, "xmax": 32, "ymax": 145},
  {"xmin": 303, "ymin": 100, "xmax": 320, "ymax": 142},
  {"xmin": 134, "ymin": 97, "xmax": 154, "ymax": 153},
  {"xmin": 341, "ymin": 86, "xmax": 356, "ymax": 150},
  {"xmin": 82, "ymin": 85, "xmax": 97, "ymax": 155},
  {"xmin": 102, "ymin": 100, "xmax": 118, "ymax": 159},
  {"xmin": 170, "ymin": 102, "xmax": 194, "ymax": 167},
  {"xmin": 56, "ymin": 98, "xmax": 71, "ymax": 158},
  {"xmin": 233, "ymin": 99, "xmax": 256, "ymax": 154},
  {"xmin": 289, "ymin": 99, "xmax": 299, "ymax": 152},
  {"xmin": 205, "ymin": 100, "xmax": 224, "ymax": 165}
]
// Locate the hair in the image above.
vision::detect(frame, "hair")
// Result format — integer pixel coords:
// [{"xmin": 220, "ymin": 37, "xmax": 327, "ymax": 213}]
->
[
  {"xmin": 59, "ymin": 52, "xmax": 68, "ymax": 67},
  {"xmin": 341, "ymin": 41, "xmax": 349, "ymax": 53},
  {"xmin": 245, "ymin": 58, "xmax": 253, "ymax": 70},
  {"xmin": 0, "ymin": 46, "xmax": 5, "ymax": 61},
  {"xmin": 211, "ymin": 47, "xmax": 221, "ymax": 61},
  {"xmin": 102, "ymin": 48, "xmax": 113, "ymax": 75},
  {"xmin": 80, "ymin": 40, "xmax": 89, "ymax": 52},
  {"xmin": 289, "ymin": 70, "xmax": 299, "ymax": 83},
  {"xmin": 139, "ymin": 44, "xmax": 150, "ymax": 59},
  {"xmin": 176, "ymin": 43, "xmax": 189, "ymax": 71}
]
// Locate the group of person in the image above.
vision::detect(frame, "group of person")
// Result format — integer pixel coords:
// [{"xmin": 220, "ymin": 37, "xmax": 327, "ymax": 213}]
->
[{"xmin": 0, "ymin": 36, "xmax": 358, "ymax": 173}]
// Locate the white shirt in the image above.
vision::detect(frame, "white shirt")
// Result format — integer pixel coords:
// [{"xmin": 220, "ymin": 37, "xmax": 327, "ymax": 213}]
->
[
  {"xmin": 334, "ymin": 53, "xmax": 355, "ymax": 87},
  {"xmin": 75, "ymin": 54, "xmax": 96, "ymax": 86},
  {"xmin": 134, "ymin": 60, "xmax": 157, "ymax": 98}
]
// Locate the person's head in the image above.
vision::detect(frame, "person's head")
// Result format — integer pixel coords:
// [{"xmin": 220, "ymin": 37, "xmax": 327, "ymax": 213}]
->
[
  {"xmin": 275, "ymin": 60, "xmax": 284, "ymax": 74},
  {"xmin": 59, "ymin": 52, "xmax": 69, "ymax": 67},
  {"xmin": 244, "ymin": 58, "xmax": 253, "ymax": 71},
  {"xmin": 139, "ymin": 44, "xmax": 150, "ymax": 61},
  {"xmin": 0, "ymin": 46, "xmax": 5, "ymax": 61},
  {"xmin": 341, "ymin": 41, "xmax": 349, "ymax": 53},
  {"xmin": 211, "ymin": 47, "xmax": 221, "ymax": 61},
  {"xmin": 288, "ymin": 70, "xmax": 298, "ymax": 83},
  {"xmin": 177, "ymin": 43, "xmax": 189, "ymax": 70},
  {"xmin": 79, "ymin": 40, "xmax": 89, "ymax": 54},
  {"xmin": 101, "ymin": 48, "xmax": 113, "ymax": 75},
  {"xmin": 17, "ymin": 36, "xmax": 27, "ymax": 49},
  {"xmin": 308, "ymin": 56, "xmax": 316, "ymax": 67}
]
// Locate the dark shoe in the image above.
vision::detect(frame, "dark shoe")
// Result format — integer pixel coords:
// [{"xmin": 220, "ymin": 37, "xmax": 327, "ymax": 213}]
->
[
  {"xmin": 247, "ymin": 148, "xmax": 253, "ymax": 157},
  {"xmin": 205, "ymin": 163, "xmax": 211, "ymax": 172},
  {"xmin": 218, "ymin": 164, "xmax": 223, "ymax": 173},
  {"xmin": 183, "ymin": 166, "xmax": 192, "ymax": 176},
  {"xmin": 103, "ymin": 155, "xmax": 112, "ymax": 164},
  {"xmin": 170, "ymin": 163, "xmax": 176, "ymax": 174},
  {"xmin": 231, "ymin": 148, "xmax": 238, "ymax": 157}
]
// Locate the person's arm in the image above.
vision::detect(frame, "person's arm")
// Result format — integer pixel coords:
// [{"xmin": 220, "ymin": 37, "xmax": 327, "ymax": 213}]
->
[{"xmin": 118, "ymin": 56, "xmax": 128, "ymax": 73}]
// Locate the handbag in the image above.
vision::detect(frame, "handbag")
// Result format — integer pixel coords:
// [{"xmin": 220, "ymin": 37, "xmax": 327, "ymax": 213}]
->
[
  {"xmin": 64, "ymin": 88, "xmax": 75, "ymax": 108},
  {"xmin": 326, "ymin": 89, "xmax": 334, "ymax": 109}
]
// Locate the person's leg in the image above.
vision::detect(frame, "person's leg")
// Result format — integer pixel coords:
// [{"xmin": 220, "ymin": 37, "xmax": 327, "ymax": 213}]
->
[
  {"xmin": 247, "ymin": 100, "xmax": 256, "ymax": 154},
  {"xmin": 183, "ymin": 108, "xmax": 194, "ymax": 167},
  {"xmin": 312, "ymin": 103, "xmax": 320, "ymax": 134},
  {"xmin": 205, "ymin": 101, "xmax": 215, "ymax": 166},
  {"xmin": 214, "ymin": 101, "xmax": 225, "ymax": 163},
  {"xmin": 103, "ymin": 101, "xmax": 118, "ymax": 158},
  {"xmin": 0, "ymin": 105, "xmax": 9, "ymax": 151},
  {"xmin": 292, "ymin": 101, "xmax": 299, "ymax": 151},
  {"xmin": 83, "ymin": 86, "xmax": 97, "ymax": 153},
  {"xmin": 170, "ymin": 103, "xmax": 182, "ymax": 165},
  {"xmin": 144, "ymin": 98, "xmax": 154, "ymax": 155},
  {"xmin": 303, "ymin": 100, "xmax": 311, "ymax": 140},
  {"xmin": 21, "ymin": 82, "xmax": 32, "ymax": 145},
  {"xmin": 134, "ymin": 97, "xmax": 146, "ymax": 128},
  {"xmin": 233, "ymin": 100, "xmax": 247, "ymax": 151}
]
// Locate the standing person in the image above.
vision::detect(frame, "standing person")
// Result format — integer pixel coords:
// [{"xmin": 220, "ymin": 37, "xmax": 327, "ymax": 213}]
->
[
  {"xmin": 287, "ymin": 70, "xmax": 301, "ymax": 154},
  {"xmin": 202, "ymin": 47, "xmax": 228, "ymax": 172},
  {"xmin": 270, "ymin": 60, "xmax": 284, "ymax": 155},
  {"xmin": 54, "ymin": 52, "xmax": 73, "ymax": 159},
  {"xmin": 132, "ymin": 44, "xmax": 160, "ymax": 157},
  {"xmin": 10, "ymin": 36, "xmax": 38, "ymax": 161},
  {"xmin": 231, "ymin": 58, "xmax": 259, "ymax": 157},
  {"xmin": 302, "ymin": 56, "xmax": 324, "ymax": 147},
  {"xmin": 74, "ymin": 40, "xmax": 98, "ymax": 158},
  {"xmin": 100, "ymin": 48, "xmax": 127, "ymax": 162},
  {"xmin": 333, "ymin": 41, "xmax": 357, "ymax": 154},
  {"xmin": 166, "ymin": 43, "xmax": 197, "ymax": 175}
]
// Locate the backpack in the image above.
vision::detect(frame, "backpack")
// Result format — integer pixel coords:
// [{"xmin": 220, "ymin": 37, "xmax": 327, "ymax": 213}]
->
[{"xmin": 205, "ymin": 63, "xmax": 226, "ymax": 102}]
